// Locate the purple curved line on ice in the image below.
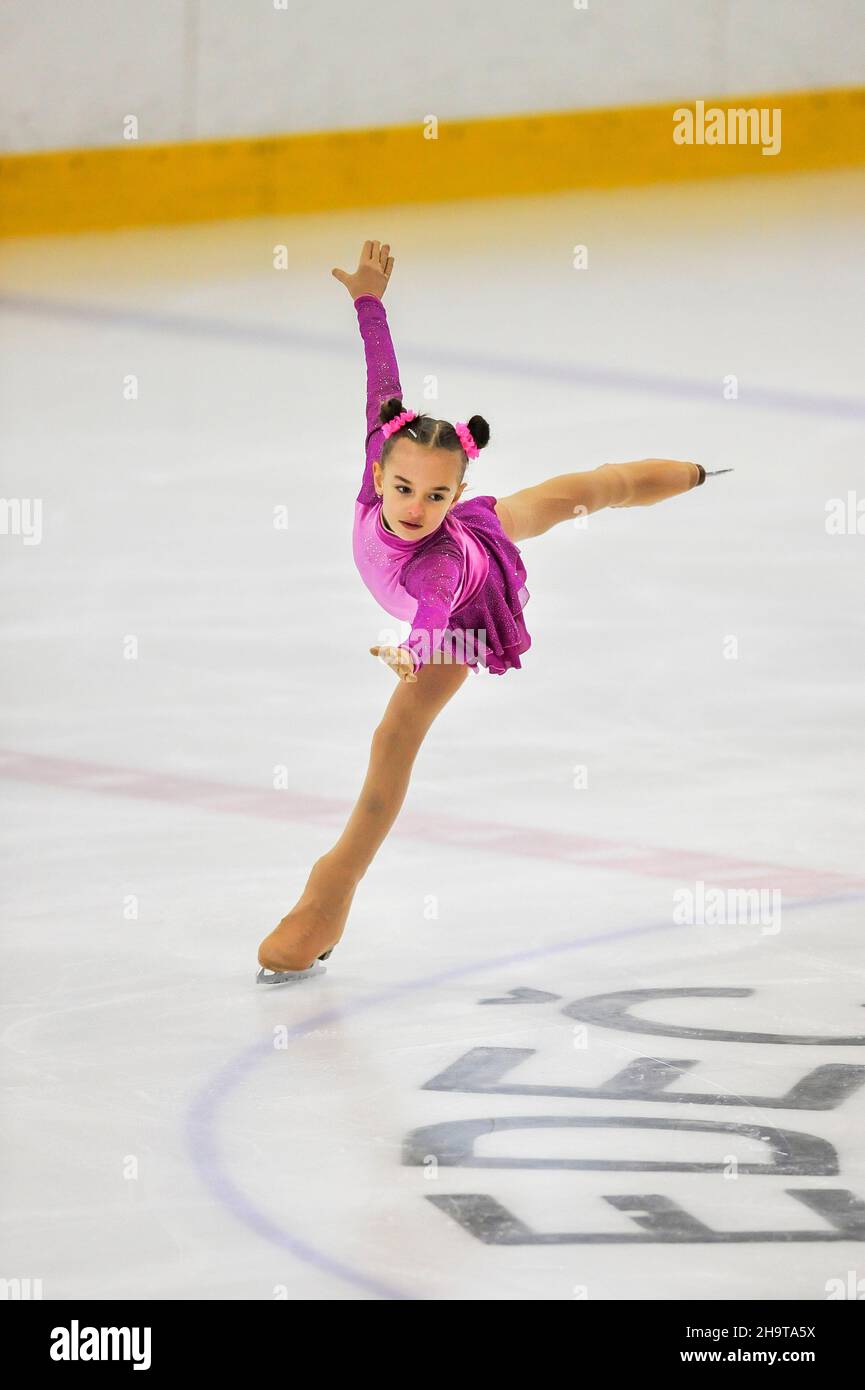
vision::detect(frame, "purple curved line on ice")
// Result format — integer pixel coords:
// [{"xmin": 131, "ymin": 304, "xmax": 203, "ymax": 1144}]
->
[{"xmin": 185, "ymin": 890, "xmax": 865, "ymax": 1300}]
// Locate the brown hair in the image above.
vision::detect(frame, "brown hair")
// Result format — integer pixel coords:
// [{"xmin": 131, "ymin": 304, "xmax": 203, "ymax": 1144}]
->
[{"xmin": 378, "ymin": 398, "xmax": 490, "ymax": 487}]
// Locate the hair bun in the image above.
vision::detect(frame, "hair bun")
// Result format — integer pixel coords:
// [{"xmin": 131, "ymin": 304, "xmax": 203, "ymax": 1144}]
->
[
  {"xmin": 379, "ymin": 397, "xmax": 406, "ymax": 426},
  {"xmin": 467, "ymin": 415, "xmax": 490, "ymax": 451}
]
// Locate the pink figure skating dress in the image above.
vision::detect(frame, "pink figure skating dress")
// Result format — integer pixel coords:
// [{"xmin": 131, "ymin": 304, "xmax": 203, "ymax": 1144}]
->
[{"xmin": 352, "ymin": 294, "xmax": 531, "ymax": 676}]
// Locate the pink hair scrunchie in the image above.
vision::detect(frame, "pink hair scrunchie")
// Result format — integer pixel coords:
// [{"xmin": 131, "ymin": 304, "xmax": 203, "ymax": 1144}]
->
[
  {"xmin": 454, "ymin": 421, "xmax": 479, "ymax": 458},
  {"xmin": 381, "ymin": 408, "xmax": 417, "ymax": 440}
]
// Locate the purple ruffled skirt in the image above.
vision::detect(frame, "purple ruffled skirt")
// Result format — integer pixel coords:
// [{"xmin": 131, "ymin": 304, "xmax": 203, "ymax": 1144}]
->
[{"xmin": 447, "ymin": 494, "xmax": 531, "ymax": 676}]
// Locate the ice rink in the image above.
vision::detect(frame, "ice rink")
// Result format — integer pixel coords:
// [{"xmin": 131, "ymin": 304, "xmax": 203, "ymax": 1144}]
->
[{"xmin": 2, "ymin": 169, "xmax": 864, "ymax": 1300}]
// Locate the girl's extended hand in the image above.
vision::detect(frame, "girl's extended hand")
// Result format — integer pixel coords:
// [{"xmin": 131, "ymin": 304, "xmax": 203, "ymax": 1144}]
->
[
  {"xmin": 370, "ymin": 644, "xmax": 418, "ymax": 683},
  {"xmin": 332, "ymin": 240, "xmax": 394, "ymax": 301}
]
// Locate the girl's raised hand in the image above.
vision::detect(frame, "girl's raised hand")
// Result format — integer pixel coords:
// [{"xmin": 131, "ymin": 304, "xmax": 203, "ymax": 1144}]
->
[
  {"xmin": 369, "ymin": 644, "xmax": 418, "ymax": 683},
  {"xmin": 332, "ymin": 240, "xmax": 394, "ymax": 301}
]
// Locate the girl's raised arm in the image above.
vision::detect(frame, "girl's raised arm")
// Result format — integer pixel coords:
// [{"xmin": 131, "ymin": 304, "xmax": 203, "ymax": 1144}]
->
[
  {"xmin": 331, "ymin": 241, "xmax": 398, "ymax": 506},
  {"xmin": 353, "ymin": 295, "xmax": 402, "ymax": 506}
]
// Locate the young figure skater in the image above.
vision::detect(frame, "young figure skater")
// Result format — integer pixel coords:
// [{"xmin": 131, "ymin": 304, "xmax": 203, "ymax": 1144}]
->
[{"xmin": 256, "ymin": 240, "xmax": 728, "ymax": 983}]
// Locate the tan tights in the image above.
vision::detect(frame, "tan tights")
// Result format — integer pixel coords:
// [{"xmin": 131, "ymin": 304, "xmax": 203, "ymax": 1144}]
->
[
  {"xmin": 494, "ymin": 459, "xmax": 703, "ymax": 542},
  {"xmin": 258, "ymin": 659, "xmax": 469, "ymax": 971},
  {"xmin": 257, "ymin": 458, "xmax": 700, "ymax": 970}
]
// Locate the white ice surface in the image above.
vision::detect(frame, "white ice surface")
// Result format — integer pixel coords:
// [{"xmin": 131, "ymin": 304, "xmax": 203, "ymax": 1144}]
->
[{"xmin": 1, "ymin": 170, "xmax": 864, "ymax": 1299}]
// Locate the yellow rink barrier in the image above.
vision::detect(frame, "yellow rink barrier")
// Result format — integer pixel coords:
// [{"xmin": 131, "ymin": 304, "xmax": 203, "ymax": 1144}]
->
[{"xmin": 1, "ymin": 86, "xmax": 863, "ymax": 237}]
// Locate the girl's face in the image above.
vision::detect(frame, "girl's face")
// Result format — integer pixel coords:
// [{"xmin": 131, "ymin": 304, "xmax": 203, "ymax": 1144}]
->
[{"xmin": 374, "ymin": 437, "xmax": 467, "ymax": 540}]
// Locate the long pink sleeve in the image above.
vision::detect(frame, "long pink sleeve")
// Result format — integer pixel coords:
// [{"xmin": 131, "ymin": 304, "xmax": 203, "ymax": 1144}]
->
[
  {"xmin": 354, "ymin": 294, "xmax": 402, "ymax": 507},
  {"xmin": 399, "ymin": 543, "xmax": 464, "ymax": 673},
  {"xmin": 351, "ymin": 292, "xmax": 481, "ymax": 676}
]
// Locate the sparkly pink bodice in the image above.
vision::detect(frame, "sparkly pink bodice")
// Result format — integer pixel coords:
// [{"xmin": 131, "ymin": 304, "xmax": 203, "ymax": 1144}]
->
[{"xmin": 352, "ymin": 294, "xmax": 489, "ymax": 672}]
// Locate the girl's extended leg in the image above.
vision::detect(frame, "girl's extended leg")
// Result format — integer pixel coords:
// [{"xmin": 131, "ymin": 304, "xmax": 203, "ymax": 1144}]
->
[
  {"xmin": 258, "ymin": 657, "xmax": 471, "ymax": 971},
  {"xmin": 494, "ymin": 459, "xmax": 702, "ymax": 543}
]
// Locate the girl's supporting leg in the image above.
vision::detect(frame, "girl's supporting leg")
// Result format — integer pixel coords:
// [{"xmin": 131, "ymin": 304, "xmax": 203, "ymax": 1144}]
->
[
  {"xmin": 257, "ymin": 656, "xmax": 471, "ymax": 971},
  {"xmin": 494, "ymin": 459, "xmax": 702, "ymax": 544}
]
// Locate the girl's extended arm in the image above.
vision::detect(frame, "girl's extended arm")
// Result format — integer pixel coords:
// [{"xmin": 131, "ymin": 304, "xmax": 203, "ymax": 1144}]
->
[
  {"xmin": 353, "ymin": 294, "xmax": 402, "ymax": 507},
  {"xmin": 368, "ymin": 540, "xmax": 465, "ymax": 682},
  {"xmin": 331, "ymin": 240, "xmax": 398, "ymax": 507},
  {"xmin": 398, "ymin": 543, "xmax": 464, "ymax": 674}
]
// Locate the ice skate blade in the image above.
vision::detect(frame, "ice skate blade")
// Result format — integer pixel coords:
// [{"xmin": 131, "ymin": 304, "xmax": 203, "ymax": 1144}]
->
[{"xmin": 256, "ymin": 961, "xmax": 327, "ymax": 985}]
